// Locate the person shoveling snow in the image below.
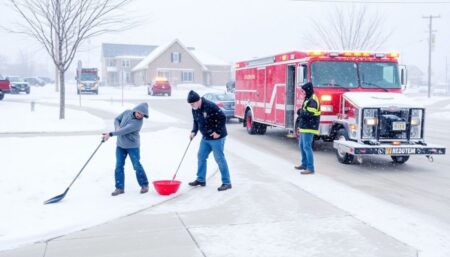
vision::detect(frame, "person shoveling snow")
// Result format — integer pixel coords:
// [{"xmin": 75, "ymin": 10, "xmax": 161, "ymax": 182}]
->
[{"xmin": 102, "ymin": 102, "xmax": 150, "ymax": 196}]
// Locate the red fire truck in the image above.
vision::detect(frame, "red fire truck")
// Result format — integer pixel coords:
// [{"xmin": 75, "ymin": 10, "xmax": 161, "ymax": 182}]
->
[{"xmin": 234, "ymin": 50, "xmax": 446, "ymax": 164}]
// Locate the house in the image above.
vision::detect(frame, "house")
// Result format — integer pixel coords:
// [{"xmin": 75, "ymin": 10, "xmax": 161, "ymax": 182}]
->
[
  {"xmin": 131, "ymin": 39, "xmax": 231, "ymax": 86},
  {"xmin": 101, "ymin": 43, "xmax": 157, "ymax": 86}
]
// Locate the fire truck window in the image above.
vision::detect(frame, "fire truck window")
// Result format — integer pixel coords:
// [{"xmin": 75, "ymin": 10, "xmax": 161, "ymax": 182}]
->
[
  {"xmin": 311, "ymin": 61, "xmax": 358, "ymax": 88},
  {"xmin": 359, "ymin": 62, "xmax": 400, "ymax": 89}
]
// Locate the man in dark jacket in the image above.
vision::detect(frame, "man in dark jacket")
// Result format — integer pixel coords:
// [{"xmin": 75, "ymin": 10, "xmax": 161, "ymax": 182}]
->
[
  {"xmin": 187, "ymin": 90, "xmax": 232, "ymax": 191},
  {"xmin": 295, "ymin": 82, "xmax": 321, "ymax": 175},
  {"xmin": 102, "ymin": 103, "xmax": 150, "ymax": 196}
]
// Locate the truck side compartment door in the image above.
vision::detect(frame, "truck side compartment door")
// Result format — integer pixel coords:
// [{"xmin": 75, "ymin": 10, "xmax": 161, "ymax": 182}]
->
[
  {"xmin": 257, "ymin": 67, "xmax": 266, "ymax": 121},
  {"xmin": 285, "ymin": 65, "xmax": 296, "ymax": 129}
]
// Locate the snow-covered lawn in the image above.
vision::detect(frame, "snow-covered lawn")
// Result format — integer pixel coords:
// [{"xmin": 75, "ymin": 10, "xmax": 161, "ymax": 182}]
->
[{"xmin": 0, "ymin": 92, "xmax": 219, "ymax": 250}]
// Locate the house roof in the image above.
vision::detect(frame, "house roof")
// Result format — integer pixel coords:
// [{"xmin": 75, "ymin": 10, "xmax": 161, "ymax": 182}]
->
[
  {"xmin": 132, "ymin": 39, "xmax": 208, "ymax": 72},
  {"xmin": 132, "ymin": 39, "xmax": 229, "ymax": 72},
  {"xmin": 102, "ymin": 43, "xmax": 157, "ymax": 58},
  {"xmin": 190, "ymin": 49, "xmax": 230, "ymax": 66}
]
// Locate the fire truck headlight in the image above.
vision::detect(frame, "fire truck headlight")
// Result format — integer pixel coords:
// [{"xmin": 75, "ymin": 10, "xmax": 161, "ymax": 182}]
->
[
  {"xmin": 411, "ymin": 117, "xmax": 421, "ymax": 126},
  {"xmin": 320, "ymin": 105, "xmax": 333, "ymax": 112},
  {"xmin": 364, "ymin": 117, "xmax": 378, "ymax": 126},
  {"xmin": 410, "ymin": 109, "xmax": 423, "ymax": 139},
  {"xmin": 362, "ymin": 108, "xmax": 379, "ymax": 139},
  {"xmin": 349, "ymin": 123, "xmax": 358, "ymax": 138}
]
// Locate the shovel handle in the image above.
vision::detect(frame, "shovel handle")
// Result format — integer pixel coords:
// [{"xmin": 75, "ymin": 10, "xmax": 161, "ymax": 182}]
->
[
  {"xmin": 67, "ymin": 140, "xmax": 104, "ymax": 189},
  {"xmin": 172, "ymin": 139, "xmax": 193, "ymax": 181}
]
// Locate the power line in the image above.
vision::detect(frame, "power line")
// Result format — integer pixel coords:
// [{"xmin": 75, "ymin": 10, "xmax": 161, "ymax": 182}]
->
[{"xmin": 292, "ymin": 0, "xmax": 450, "ymax": 4}]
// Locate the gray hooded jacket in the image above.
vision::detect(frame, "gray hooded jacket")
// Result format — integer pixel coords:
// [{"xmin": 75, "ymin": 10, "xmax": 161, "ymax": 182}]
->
[{"xmin": 111, "ymin": 103, "xmax": 149, "ymax": 149}]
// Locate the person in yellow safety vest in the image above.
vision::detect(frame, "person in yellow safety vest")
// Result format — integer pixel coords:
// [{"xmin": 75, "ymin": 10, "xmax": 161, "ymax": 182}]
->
[{"xmin": 294, "ymin": 82, "xmax": 321, "ymax": 175}]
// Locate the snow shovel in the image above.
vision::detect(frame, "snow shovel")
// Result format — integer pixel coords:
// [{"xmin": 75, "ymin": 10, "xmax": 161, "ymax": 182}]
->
[
  {"xmin": 44, "ymin": 140, "xmax": 104, "ymax": 204},
  {"xmin": 153, "ymin": 139, "xmax": 192, "ymax": 195}
]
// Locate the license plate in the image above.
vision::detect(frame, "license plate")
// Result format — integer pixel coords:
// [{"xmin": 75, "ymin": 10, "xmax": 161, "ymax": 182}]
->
[
  {"xmin": 392, "ymin": 121, "xmax": 406, "ymax": 131},
  {"xmin": 386, "ymin": 148, "xmax": 416, "ymax": 155}
]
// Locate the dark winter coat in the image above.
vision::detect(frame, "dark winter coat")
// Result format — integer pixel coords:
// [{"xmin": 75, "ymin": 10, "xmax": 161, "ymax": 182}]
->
[
  {"xmin": 297, "ymin": 83, "xmax": 321, "ymax": 134},
  {"xmin": 111, "ymin": 103, "xmax": 149, "ymax": 149},
  {"xmin": 191, "ymin": 97, "xmax": 227, "ymax": 140}
]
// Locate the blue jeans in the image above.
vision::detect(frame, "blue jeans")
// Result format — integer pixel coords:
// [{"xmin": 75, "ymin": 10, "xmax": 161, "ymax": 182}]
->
[
  {"xmin": 115, "ymin": 147, "xmax": 149, "ymax": 189},
  {"xmin": 299, "ymin": 133, "xmax": 315, "ymax": 172},
  {"xmin": 197, "ymin": 137, "xmax": 231, "ymax": 185}
]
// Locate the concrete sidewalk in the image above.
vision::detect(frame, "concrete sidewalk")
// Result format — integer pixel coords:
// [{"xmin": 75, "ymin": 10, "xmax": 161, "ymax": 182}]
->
[{"xmin": 0, "ymin": 151, "xmax": 417, "ymax": 257}]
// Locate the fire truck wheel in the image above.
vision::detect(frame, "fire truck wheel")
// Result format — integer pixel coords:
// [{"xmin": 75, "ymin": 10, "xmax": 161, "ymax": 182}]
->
[
  {"xmin": 336, "ymin": 128, "xmax": 355, "ymax": 164},
  {"xmin": 391, "ymin": 156, "xmax": 410, "ymax": 164},
  {"xmin": 0, "ymin": 92, "xmax": 4, "ymax": 101},
  {"xmin": 245, "ymin": 111, "xmax": 258, "ymax": 134}
]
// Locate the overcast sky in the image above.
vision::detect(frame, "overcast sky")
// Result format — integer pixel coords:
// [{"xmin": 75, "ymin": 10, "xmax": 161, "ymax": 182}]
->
[{"xmin": 1, "ymin": 0, "xmax": 449, "ymax": 82}]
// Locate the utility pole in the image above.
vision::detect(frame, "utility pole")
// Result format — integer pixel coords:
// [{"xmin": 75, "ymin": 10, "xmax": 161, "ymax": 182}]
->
[{"xmin": 422, "ymin": 15, "xmax": 440, "ymax": 98}]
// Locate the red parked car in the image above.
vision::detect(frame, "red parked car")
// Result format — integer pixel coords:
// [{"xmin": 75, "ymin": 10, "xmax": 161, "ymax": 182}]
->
[
  {"xmin": 0, "ymin": 74, "xmax": 11, "ymax": 101},
  {"xmin": 148, "ymin": 78, "xmax": 171, "ymax": 96}
]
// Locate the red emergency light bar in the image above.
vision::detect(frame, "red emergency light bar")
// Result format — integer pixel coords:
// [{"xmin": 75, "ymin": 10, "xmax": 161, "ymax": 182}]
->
[
  {"xmin": 235, "ymin": 50, "xmax": 400, "ymax": 68},
  {"xmin": 307, "ymin": 50, "xmax": 400, "ymax": 59}
]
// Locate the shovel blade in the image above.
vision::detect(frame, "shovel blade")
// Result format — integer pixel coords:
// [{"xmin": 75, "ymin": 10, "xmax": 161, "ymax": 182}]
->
[{"xmin": 43, "ymin": 189, "xmax": 68, "ymax": 205}]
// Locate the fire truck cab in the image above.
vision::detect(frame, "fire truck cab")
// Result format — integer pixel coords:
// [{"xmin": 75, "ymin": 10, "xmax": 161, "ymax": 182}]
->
[{"xmin": 234, "ymin": 50, "xmax": 446, "ymax": 164}]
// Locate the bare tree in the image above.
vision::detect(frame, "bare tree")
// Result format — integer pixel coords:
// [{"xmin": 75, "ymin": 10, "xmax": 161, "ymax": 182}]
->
[
  {"xmin": 8, "ymin": 0, "xmax": 136, "ymax": 119},
  {"xmin": 304, "ymin": 5, "xmax": 392, "ymax": 51}
]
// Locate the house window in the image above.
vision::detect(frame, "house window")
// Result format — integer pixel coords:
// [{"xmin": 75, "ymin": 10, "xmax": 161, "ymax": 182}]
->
[
  {"xmin": 181, "ymin": 71, "xmax": 194, "ymax": 82},
  {"xmin": 171, "ymin": 52, "xmax": 181, "ymax": 63},
  {"xmin": 107, "ymin": 59, "xmax": 116, "ymax": 67},
  {"xmin": 122, "ymin": 60, "xmax": 130, "ymax": 67},
  {"xmin": 157, "ymin": 70, "xmax": 170, "ymax": 79}
]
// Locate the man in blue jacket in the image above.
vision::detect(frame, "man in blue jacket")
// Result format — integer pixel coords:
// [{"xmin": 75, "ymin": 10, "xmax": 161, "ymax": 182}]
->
[
  {"xmin": 102, "ymin": 103, "xmax": 150, "ymax": 196},
  {"xmin": 187, "ymin": 90, "xmax": 232, "ymax": 191}
]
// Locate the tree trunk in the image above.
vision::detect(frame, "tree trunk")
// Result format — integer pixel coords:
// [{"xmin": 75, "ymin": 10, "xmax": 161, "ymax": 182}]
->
[
  {"xmin": 55, "ymin": 65, "xmax": 59, "ymax": 92},
  {"xmin": 59, "ymin": 69, "xmax": 65, "ymax": 119}
]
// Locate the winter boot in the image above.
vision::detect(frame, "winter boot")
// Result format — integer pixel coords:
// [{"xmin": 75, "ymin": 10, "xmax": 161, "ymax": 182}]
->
[
  {"xmin": 294, "ymin": 165, "xmax": 306, "ymax": 170},
  {"xmin": 188, "ymin": 180, "xmax": 206, "ymax": 187},
  {"xmin": 300, "ymin": 169, "xmax": 315, "ymax": 175},
  {"xmin": 217, "ymin": 184, "xmax": 232, "ymax": 191},
  {"xmin": 140, "ymin": 185, "xmax": 149, "ymax": 194},
  {"xmin": 111, "ymin": 188, "xmax": 124, "ymax": 196}
]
